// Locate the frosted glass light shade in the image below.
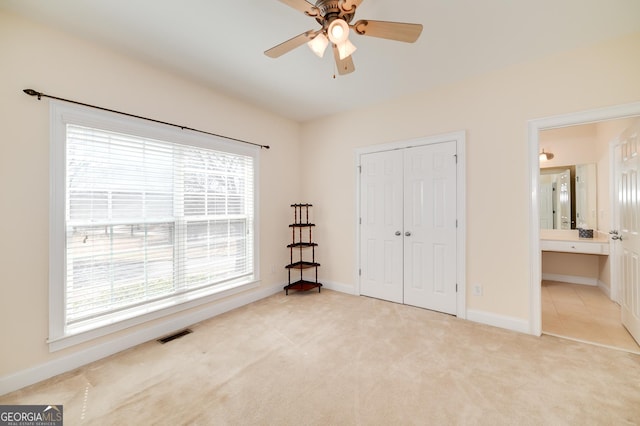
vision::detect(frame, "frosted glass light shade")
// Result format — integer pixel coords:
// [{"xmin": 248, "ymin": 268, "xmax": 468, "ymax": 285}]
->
[
  {"xmin": 328, "ymin": 19, "xmax": 349, "ymax": 44},
  {"xmin": 539, "ymin": 149, "xmax": 554, "ymax": 161},
  {"xmin": 307, "ymin": 33, "xmax": 329, "ymax": 58},
  {"xmin": 337, "ymin": 39, "xmax": 357, "ymax": 60}
]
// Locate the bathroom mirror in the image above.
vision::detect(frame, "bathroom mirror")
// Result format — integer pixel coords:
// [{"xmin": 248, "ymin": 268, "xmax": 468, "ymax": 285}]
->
[{"xmin": 539, "ymin": 163, "xmax": 597, "ymax": 230}]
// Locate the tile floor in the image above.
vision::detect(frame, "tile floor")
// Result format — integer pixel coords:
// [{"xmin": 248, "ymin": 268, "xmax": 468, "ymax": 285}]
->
[{"xmin": 542, "ymin": 280, "xmax": 640, "ymax": 353}]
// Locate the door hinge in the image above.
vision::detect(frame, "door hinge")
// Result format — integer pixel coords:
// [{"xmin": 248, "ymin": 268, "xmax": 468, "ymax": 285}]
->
[
  {"xmin": 359, "ymin": 217, "xmax": 362, "ymax": 225},
  {"xmin": 358, "ymin": 165, "xmax": 362, "ymax": 174},
  {"xmin": 359, "ymin": 268, "xmax": 361, "ymax": 276},
  {"xmin": 456, "ymin": 283, "xmax": 458, "ymax": 292},
  {"xmin": 456, "ymin": 219, "xmax": 458, "ymax": 228},
  {"xmin": 454, "ymin": 154, "xmax": 458, "ymax": 164}
]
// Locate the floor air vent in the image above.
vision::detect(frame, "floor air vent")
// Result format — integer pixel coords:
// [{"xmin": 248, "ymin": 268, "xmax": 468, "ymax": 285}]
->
[{"xmin": 157, "ymin": 328, "xmax": 192, "ymax": 344}]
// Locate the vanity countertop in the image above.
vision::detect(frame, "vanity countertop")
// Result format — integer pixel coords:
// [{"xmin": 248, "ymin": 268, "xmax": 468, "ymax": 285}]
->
[
  {"xmin": 540, "ymin": 229, "xmax": 610, "ymax": 255},
  {"xmin": 540, "ymin": 229, "xmax": 610, "ymax": 243}
]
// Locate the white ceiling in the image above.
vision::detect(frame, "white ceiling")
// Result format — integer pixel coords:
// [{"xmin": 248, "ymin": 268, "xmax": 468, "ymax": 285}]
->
[{"xmin": 3, "ymin": 0, "xmax": 640, "ymax": 122}]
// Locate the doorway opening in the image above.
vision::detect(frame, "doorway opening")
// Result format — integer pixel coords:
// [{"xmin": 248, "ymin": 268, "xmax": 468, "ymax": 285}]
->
[{"xmin": 528, "ymin": 102, "xmax": 640, "ymax": 353}]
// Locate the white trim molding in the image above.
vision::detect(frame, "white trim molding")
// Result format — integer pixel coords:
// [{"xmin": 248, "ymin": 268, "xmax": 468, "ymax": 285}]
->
[
  {"xmin": 466, "ymin": 309, "xmax": 530, "ymax": 334},
  {"xmin": 598, "ymin": 280, "xmax": 612, "ymax": 299},
  {"xmin": 541, "ymin": 273, "xmax": 598, "ymax": 286},
  {"xmin": 0, "ymin": 284, "xmax": 282, "ymax": 396},
  {"xmin": 528, "ymin": 101, "xmax": 640, "ymax": 337},
  {"xmin": 321, "ymin": 280, "xmax": 358, "ymax": 295}
]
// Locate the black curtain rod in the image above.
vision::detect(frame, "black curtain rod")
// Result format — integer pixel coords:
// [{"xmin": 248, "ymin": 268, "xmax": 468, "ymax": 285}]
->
[{"xmin": 23, "ymin": 89, "xmax": 270, "ymax": 150}]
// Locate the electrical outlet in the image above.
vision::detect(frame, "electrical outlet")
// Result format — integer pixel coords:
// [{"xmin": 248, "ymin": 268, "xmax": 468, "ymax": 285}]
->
[{"xmin": 473, "ymin": 283, "xmax": 483, "ymax": 296}]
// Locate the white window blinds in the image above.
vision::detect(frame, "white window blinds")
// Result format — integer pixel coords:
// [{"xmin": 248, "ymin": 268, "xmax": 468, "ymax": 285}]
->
[{"xmin": 50, "ymin": 105, "xmax": 257, "ymax": 346}]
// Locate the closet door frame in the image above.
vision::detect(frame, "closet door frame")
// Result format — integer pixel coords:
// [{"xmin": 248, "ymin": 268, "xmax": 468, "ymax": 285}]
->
[{"xmin": 355, "ymin": 131, "xmax": 467, "ymax": 319}]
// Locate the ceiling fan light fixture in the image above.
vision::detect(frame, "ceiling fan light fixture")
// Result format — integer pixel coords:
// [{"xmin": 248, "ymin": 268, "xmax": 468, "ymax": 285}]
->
[
  {"xmin": 328, "ymin": 19, "xmax": 350, "ymax": 44},
  {"xmin": 337, "ymin": 39, "xmax": 357, "ymax": 60},
  {"xmin": 307, "ymin": 32, "xmax": 329, "ymax": 57},
  {"xmin": 265, "ymin": 1, "xmax": 424, "ymax": 76}
]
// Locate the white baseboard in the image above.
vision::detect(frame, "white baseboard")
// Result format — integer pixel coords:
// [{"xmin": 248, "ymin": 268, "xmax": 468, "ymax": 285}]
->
[
  {"xmin": 597, "ymin": 280, "xmax": 611, "ymax": 299},
  {"xmin": 327, "ymin": 283, "xmax": 528, "ymax": 335},
  {"xmin": 466, "ymin": 309, "xmax": 530, "ymax": 334},
  {"xmin": 321, "ymin": 280, "xmax": 357, "ymax": 295},
  {"xmin": 0, "ymin": 284, "xmax": 282, "ymax": 396},
  {"xmin": 542, "ymin": 273, "xmax": 598, "ymax": 286}
]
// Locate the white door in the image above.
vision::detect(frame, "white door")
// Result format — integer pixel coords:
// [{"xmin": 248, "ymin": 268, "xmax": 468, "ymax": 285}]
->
[
  {"xmin": 359, "ymin": 142, "xmax": 458, "ymax": 315},
  {"xmin": 539, "ymin": 175, "xmax": 554, "ymax": 229},
  {"xmin": 616, "ymin": 121, "xmax": 640, "ymax": 345},
  {"xmin": 403, "ymin": 144, "xmax": 457, "ymax": 314},
  {"xmin": 359, "ymin": 149, "xmax": 404, "ymax": 303},
  {"xmin": 557, "ymin": 169, "xmax": 572, "ymax": 229}
]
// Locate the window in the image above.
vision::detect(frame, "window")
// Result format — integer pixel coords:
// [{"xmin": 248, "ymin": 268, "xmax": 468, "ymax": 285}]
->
[{"xmin": 49, "ymin": 102, "xmax": 258, "ymax": 350}]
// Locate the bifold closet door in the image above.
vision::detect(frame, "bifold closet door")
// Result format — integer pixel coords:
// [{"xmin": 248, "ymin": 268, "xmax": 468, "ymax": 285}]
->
[
  {"xmin": 359, "ymin": 149, "xmax": 404, "ymax": 303},
  {"xmin": 403, "ymin": 143, "xmax": 457, "ymax": 314},
  {"xmin": 360, "ymin": 142, "xmax": 457, "ymax": 315}
]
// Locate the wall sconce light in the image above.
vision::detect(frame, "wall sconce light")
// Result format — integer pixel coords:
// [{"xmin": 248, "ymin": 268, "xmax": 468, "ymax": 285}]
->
[{"xmin": 539, "ymin": 149, "xmax": 554, "ymax": 161}]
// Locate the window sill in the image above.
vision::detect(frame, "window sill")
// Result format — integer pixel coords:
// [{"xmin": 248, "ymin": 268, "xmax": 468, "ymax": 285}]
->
[{"xmin": 48, "ymin": 278, "xmax": 260, "ymax": 352}]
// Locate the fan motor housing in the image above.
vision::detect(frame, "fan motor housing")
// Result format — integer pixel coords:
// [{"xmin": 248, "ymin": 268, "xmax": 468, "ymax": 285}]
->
[{"xmin": 315, "ymin": 0, "xmax": 355, "ymax": 24}]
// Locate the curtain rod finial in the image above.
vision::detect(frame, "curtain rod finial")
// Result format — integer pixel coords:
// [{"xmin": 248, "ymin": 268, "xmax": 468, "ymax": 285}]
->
[{"xmin": 23, "ymin": 89, "xmax": 42, "ymax": 99}]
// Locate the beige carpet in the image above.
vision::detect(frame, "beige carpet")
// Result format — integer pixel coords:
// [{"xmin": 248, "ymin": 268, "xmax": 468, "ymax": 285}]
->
[{"xmin": 2, "ymin": 289, "xmax": 640, "ymax": 425}]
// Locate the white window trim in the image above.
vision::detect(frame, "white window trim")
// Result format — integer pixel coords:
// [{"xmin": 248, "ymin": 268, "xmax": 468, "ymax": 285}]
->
[{"xmin": 49, "ymin": 100, "xmax": 260, "ymax": 352}]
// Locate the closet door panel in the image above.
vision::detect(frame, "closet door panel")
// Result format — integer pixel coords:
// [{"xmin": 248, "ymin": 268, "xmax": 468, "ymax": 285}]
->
[
  {"xmin": 360, "ymin": 150, "xmax": 404, "ymax": 303},
  {"xmin": 403, "ymin": 142, "xmax": 457, "ymax": 314}
]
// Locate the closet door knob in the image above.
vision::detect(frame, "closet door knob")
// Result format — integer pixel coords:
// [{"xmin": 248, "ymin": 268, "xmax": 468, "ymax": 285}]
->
[
  {"xmin": 405, "ymin": 231, "xmax": 412, "ymax": 237},
  {"xmin": 395, "ymin": 231, "xmax": 401, "ymax": 236}
]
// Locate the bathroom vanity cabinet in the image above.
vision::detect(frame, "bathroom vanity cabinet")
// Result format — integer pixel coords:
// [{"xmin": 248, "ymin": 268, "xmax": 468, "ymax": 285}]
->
[
  {"xmin": 540, "ymin": 229, "xmax": 611, "ymax": 288},
  {"xmin": 540, "ymin": 229, "xmax": 609, "ymax": 255}
]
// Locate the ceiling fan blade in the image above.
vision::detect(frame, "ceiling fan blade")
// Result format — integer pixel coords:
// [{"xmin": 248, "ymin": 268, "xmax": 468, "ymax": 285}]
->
[
  {"xmin": 352, "ymin": 20, "xmax": 423, "ymax": 43},
  {"xmin": 278, "ymin": 0, "xmax": 320, "ymax": 18},
  {"xmin": 332, "ymin": 44, "xmax": 355, "ymax": 75},
  {"xmin": 265, "ymin": 30, "xmax": 317, "ymax": 58},
  {"xmin": 340, "ymin": 0, "xmax": 364, "ymax": 13}
]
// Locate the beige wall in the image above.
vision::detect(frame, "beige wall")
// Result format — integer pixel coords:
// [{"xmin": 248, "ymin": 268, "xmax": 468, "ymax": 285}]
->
[
  {"xmin": 539, "ymin": 124, "xmax": 599, "ymax": 167},
  {"xmin": 541, "ymin": 252, "xmax": 600, "ymax": 279},
  {"xmin": 2, "ymin": 8, "xmax": 640, "ymax": 388},
  {"xmin": 300, "ymin": 32, "xmax": 640, "ymax": 320},
  {"xmin": 0, "ymin": 11, "xmax": 301, "ymax": 377}
]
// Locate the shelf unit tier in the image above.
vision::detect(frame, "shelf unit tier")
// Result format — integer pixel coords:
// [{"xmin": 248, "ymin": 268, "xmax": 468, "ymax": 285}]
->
[
  {"xmin": 285, "ymin": 261, "xmax": 321, "ymax": 270},
  {"xmin": 287, "ymin": 242, "xmax": 318, "ymax": 248},
  {"xmin": 285, "ymin": 203, "xmax": 320, "ymax": 295},
  {"xmin": 284, "ymin": 280, "xmax": 322, "ymax": 293}
]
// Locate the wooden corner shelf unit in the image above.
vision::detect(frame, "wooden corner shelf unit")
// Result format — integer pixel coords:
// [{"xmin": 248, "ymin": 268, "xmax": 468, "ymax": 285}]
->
[{"xmin": 284, "ymin": 203, "xmax": 322, "ymax": 295}]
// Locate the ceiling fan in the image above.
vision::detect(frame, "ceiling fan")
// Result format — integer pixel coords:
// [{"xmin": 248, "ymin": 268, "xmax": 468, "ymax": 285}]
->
[{"xmin": 264, "ymin": 0, "xmax": 423, "ymax": 75}]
